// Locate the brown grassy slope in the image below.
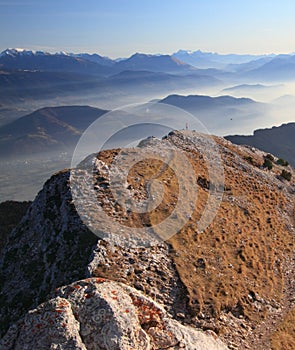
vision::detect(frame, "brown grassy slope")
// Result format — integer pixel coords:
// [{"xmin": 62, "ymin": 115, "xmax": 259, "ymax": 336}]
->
[
  {"xmin": 92, "ymin": 131, "xmax": 294, "ymax": 347},
  {"xmin": 142, "ymin": 134, "xmax": 293, "ymax": 324},
  {"xmin": 168, "ymin": 144, "xmax": 292, "ymax": 321},
  {"xmin": 271, "ymin": 308, "xmax": 295, "ymax": 350}
]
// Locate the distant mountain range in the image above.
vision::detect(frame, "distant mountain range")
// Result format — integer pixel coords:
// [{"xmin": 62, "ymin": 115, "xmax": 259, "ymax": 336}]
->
[
  {"xmin": 0, "ymin": 49, "xmax": 224, "ymax": 124},
  {"xmin": 172, "ymin": 50, "xmax": 295, "ymax": 82},
  {"xmin": 70, "ymin": 52, "xmax": 115, "ymax": 66},
  {"xmin": 0, "ymin": 47, "xmax": 294, "ymax": 204},
  {"xmin": 2, "ymin": 48, "xmax": 295, "ymax": 79},
  {"xmin": 1, "ymin": 47, "xmax": 295, "ymax": 124},
  {"xmin": 226, "ymin": 122, "xmax": 295, "ymax": 166},
  {"xmin": 0, "ymin": 49, "xmax": 196, "ymax": 76},
  {"xmin": 115, "ymin": 53, "xmax": 196, "ymax": 74},
  {"xmin": 0, "ymin": 49, "xmax": 114, "ymax": 76},
  {"xmin": 241, "ymin": 54, "xmax": 295, "ymax": 81},
  {"xmin": 172, "ymin": 49, "xmax": 275, "ymax": 69}
]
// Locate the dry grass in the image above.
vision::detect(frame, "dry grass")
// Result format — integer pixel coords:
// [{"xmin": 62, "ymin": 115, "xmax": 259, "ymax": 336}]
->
[
  {"xmin": 271, "ymin": 308, "xmax": 295, "ymax": 350},
  {"xmin": 165, "ymin": 140, "xmax": 293, "ymax": 322},
  {"xmin": 95, "ymin": 136, "xmax": 294, "ymax": 327}
]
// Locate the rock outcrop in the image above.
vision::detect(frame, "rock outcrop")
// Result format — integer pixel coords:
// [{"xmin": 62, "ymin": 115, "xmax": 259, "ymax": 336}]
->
[
  {"xmin": 0, "ymin": 278, "xmax": 228, "ymax": 350},
  {"xmin": 0, "ymin": 200, "xmax": 31, "ymax": 254}
]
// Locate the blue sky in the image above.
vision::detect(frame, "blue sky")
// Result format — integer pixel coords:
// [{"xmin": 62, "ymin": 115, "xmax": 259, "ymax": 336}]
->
[{"xmin": 1, "ymin": 0, "xmax": 295, "ymax": 58}]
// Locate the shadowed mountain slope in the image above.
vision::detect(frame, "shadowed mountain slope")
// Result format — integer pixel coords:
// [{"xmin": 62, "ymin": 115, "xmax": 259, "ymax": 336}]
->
[
  {"xmin": 226, "ymin": 122, "xmax": 295, "ymax": 166},
  {"xmin": 0, "ymin": 106, "xmax": 107, "ymax": 157}
]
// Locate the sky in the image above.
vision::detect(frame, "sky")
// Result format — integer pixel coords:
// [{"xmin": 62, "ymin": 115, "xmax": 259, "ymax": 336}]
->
[{"xmin": 1, "ymin": 0, "xmax": 295, "ymax": 58}]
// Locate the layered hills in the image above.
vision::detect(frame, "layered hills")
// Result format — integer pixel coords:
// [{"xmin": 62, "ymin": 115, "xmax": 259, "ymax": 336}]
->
[
  {"xmin": 2, "ymin": 47, "xmax": 295, "ymax": 130},
  {"xmin": 0, "ymin": 50, "xmax": 219, "ymax": 125},
  {"xmin": 0, "ymin": 95, "xmax": 263, "ymax": 159},
  {"xmin": 0, "ymin": 106, "xmax": 107, "ymax": 158},
  {"xmin": 0, "ymin": 130, "xmax": 294, "ymax": 349},
  {"xmin": 159, "ymin": 94, "xmax": 268, "ymax": 135},
  {"xmin": 0, "ymin": 99, "xmax": 292, "ymax": 203}
]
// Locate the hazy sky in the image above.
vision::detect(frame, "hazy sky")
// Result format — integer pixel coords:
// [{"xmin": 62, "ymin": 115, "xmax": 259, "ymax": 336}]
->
[{"xmin": 1, "ymin": 0, "xmax": 295, "ymax": 58}]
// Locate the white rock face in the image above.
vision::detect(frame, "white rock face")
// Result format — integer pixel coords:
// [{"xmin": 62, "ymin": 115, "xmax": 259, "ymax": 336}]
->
[{"xmin": 1, "ymin": 279, "xmax": 228, "ymax": 350}]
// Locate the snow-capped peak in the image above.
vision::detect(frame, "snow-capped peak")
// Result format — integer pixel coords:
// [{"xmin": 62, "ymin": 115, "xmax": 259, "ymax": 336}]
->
[
  {"xmin": 174, "ymin": 49, "xmax": 194, "ymax": 55},
  {"xmin": 0, "ymin": 48, "xmax": 33, "ymax": 57},
  {"xmin": 0, "ymin": 48, "xmax": 51, "ymax": 58},
  {"xmin": 12, "ymin": 48, "xmax": 26, "ymax": 53},
  {"xmin": 55, "ymin": 51, "xmax": 69, "ymax": 56}
]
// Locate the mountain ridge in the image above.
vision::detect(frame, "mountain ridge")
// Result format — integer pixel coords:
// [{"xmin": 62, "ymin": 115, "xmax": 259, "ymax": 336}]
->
[
  {"xmin": 0, "ymin": 130, "xmax": 294, "ymax": 349},
  {"xmin": 158, "ymin": 93, "xmax": 267, "ymax": 135},
  {"xmin": 0, "ymin": 106, "xmax": 108, "ymax": 158},
  {"xmin": 173, "ymin": 49, "xmax": 275, "ymax": 69}
]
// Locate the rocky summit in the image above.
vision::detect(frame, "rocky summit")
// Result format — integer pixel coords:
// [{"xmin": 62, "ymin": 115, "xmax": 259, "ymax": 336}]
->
[{"xmin": 0, "ymin": 130, "xmax": 294, "ymax": 350}]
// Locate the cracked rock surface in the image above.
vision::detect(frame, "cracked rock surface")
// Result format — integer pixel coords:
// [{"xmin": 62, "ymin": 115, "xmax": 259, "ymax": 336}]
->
[{"xmin": 0, "ymin": 278, "xmax": 228, "ymax": 350}]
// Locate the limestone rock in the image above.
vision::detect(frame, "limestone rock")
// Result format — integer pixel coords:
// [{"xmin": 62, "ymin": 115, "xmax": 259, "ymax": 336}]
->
[{"xmin": 1, "ymin": 278, "xmax": 228, "ymax": 350}]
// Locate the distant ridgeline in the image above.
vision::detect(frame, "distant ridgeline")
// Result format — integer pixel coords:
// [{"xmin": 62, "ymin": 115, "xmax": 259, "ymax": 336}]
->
[{"xmin": 226, "ymin": 122, "xmax": 295, "ymax": 167}]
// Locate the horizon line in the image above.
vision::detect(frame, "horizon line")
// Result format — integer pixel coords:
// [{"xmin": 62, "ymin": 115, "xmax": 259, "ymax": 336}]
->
[{"xmin": 1, "ymin": 47, "xmax": 294, "ymax": 60}]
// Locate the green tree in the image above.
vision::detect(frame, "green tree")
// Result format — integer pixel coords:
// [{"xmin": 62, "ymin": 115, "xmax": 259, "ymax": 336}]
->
[
  {"xmin": 281, "ymin": 170, "xmax": 292, "ymax": 181},
  {"xmin": 263, "ymin": 158, "xmax": 273, "ymax": 170},
  {"xmin": 277, "ymin": 158, "xmax": 289, "ymax": 166}
]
